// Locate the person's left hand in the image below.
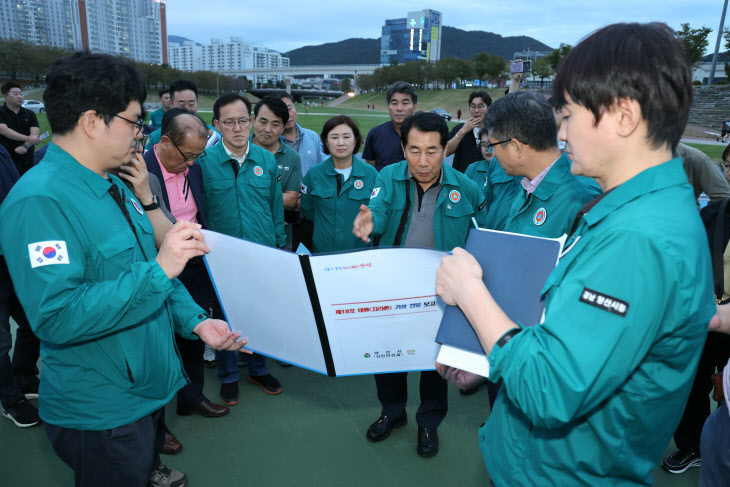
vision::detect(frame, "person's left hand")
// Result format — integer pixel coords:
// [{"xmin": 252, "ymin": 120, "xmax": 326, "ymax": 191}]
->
[
  {"xmin": 436, "ymin": 363, "xmax": 486, "ymax": 389},
  {"xmin": 14, "ymin": 145, "xmax": 27, "ymax": 155},
  {"xmin": 118, "ymin": 153, "xmax": 154, "ymax": 205},
  {"xmin": 436, "ymin": 247, "xmax": 483, "ymax": 306},
  {"xmin": 193, "ymin": 318, "xmax": 251, "ymax": 352}
]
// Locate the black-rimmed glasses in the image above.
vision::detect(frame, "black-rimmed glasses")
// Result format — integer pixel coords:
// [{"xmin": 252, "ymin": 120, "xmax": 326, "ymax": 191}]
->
[
  {"xmin": 113, "ymin": 114, "xmax": 145, "ymax": 135},
  {"xmin": 484, "ymin": 139, "xmax": 511, "ymax": 150},
  {"xmin": 170, "ymin": 138, "xmax": 206, "ymax": 162}
]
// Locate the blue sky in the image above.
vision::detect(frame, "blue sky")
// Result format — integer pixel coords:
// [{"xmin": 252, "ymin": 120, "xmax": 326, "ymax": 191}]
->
[{"xmin": 165, "ymin": 1, "xmax": 729, "ymax": 55}]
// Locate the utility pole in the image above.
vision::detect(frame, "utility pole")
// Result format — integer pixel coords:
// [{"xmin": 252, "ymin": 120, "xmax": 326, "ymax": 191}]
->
[{"xmin": 709, "ymin": 0, "xmax": 729, "ymax": 85}]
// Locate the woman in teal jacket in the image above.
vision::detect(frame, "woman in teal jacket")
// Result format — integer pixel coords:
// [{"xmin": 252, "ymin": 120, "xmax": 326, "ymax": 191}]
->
[{"xmin": 301, "ymin": 115, "xmax": 378, "ymax": 253}]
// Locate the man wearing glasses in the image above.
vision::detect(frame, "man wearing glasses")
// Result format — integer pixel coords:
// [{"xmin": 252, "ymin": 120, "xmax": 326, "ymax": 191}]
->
[
  {"xmin": 444, "ymin": 91, "xmax": 492, "ymax": 173},
  {"xmin": 199, "ymin": 93, "xmax": 286, "ymax": 404},
  {"xmin": 142, "ymin": 108, "xmax": 230, "ymax": 435},
  {"xmin": 0, "ymin": 52, "xmax": 246, "ymax": 487}
]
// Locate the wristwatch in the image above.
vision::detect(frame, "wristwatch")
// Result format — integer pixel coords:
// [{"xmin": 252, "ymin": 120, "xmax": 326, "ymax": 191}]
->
[{"xmin": 142, "ymin": 196, "xmax": 159, "ymax": 211}]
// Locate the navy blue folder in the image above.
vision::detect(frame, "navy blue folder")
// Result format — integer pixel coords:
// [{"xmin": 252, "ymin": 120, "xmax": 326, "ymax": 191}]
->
[{"xmin": 435, "ymin": 229, "xmax": 562, "ymax": 355}]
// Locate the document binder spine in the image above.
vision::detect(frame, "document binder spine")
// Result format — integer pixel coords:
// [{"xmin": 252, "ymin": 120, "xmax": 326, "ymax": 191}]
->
[{"xmin": 299, "ymin": 255, "xmax": 337, "ymax": 377}]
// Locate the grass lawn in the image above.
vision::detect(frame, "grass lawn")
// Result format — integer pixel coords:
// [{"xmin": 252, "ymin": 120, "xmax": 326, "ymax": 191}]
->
[
  {"xmin": 686, "ymin": 143, "xmax": 725, "ymax": 164},
  {"xmin": 338, "ymin": 88, "xmax": 509, "ymax": 118}
]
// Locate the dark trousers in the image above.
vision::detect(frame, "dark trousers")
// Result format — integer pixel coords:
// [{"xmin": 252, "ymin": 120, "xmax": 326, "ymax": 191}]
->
[
  {"xmin": 374, "ymin": 370, "xmax": 448, "ymax": 429},
  {"xmin": 0, "ymin": 292, "xmax": 39, "ymax": 407},
  {"xmin": 292, "ymin": 218, "xmax": 314, "ymax": 253},
  {"xmin": 175, "ymin": 261, "xmax": 212, "ymax": 408},
  {"xmin": 45, "ymin": 407, "xmax": 166, "ymax": 487},
  {"xmin": 674, "ymin": 331, "xmax": 730, "ymax": 451}
]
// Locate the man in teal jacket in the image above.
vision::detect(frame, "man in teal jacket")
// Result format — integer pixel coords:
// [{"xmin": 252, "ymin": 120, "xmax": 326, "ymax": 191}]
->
[
  {"xmin": 484, "ymin": 92, "xmax": 601, "ymax": 239},
  {"xmin": 353, "ymin": 112, "xmax": 485, "ymax": 458},
  {"xmin": 462, "ymin": 94, "xmax": 601, "ymax": 399},
  {"xmin": 0, "ymin": 52, "xmax": 244, "ymax": 487},
  {"xmin": 435, "ymin": 23, "xmax": 714, "ymax": 486},
  {"xmin": 199, "ymin": 93, "xmax": 286, "ymax": 404}
]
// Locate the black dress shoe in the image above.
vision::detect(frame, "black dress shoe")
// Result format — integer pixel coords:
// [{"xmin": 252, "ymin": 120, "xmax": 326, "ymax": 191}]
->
[
  {"xmin": 366, "ymin": 412, "xmax": 407, "ymax": 442},
  {"xmin": 417, "ymin": 426, "xmax": 439, "ymax": 457},
  {"xmin": 177, "ymin": 398, "xmax": 230, "ymax": 418}
]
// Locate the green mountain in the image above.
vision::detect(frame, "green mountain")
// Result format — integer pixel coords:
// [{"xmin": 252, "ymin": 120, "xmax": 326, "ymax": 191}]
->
[{"xmin": 285, "ymin": 26, "xmax": 553, "ymax": 65}]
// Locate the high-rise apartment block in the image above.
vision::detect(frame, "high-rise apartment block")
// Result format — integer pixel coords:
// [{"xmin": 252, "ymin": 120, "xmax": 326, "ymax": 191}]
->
[
  {"xmin": 0, "ymin": 0, "xmax": 166, "ymax": 65},
  {"xmin": 168, "ymin": 37, "xmax": 290, "ymax": 83},
  {"xmin": 380, "ymin": 9, "xmax": 442, "ymax": 65}
]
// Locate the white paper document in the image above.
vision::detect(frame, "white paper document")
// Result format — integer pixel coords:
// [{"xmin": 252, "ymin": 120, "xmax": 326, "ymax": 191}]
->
[{"xmin": 201, "ymin": 230, "xmax": 448, "ymax": 376}]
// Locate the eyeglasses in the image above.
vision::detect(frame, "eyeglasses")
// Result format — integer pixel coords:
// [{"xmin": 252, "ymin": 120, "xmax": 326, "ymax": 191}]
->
[
  {"xmin": 484, "ymin": 139, "xmax": 511, "ymax": 150},
  {"xmin": 479, "ymin": 142, "xmax": 494, "ymax": 154},
  {"xmin": 113, "ymin": 114, "xmax": 145, "ymax": 135},
  {"xmin": 134, "ymin": 134, "xmax": 151, "ymax": 150},
  {"xmin": 470, "ymin": 104, "xmax": 487, "ymax": 110},
  {"xmin": 219, "ymin": 118, "xmax": 251, "ymax": 129},
  {"xmin": 170, "ymin": 137, "xmax": 205, "ymax": 162}
]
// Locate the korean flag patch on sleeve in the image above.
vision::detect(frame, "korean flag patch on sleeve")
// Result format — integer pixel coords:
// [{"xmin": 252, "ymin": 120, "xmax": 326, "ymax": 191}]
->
[
  {"xmin": 370, "ymin": 187, "xmax": 381, "ymax": 199},
  {"xmin": 28, "ymin": 241, "xmax": 70, "ymax": 268},
  {"xmin": 301, "ymin": 183, "xmax": 307, "ymax": 195}
]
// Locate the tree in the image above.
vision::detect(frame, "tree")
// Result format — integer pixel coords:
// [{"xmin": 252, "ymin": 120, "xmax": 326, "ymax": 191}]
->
[
  {"xmin": 473, "ymin": 52, "xmax": 507, "ymax": 86},
  {"xmin": 532, "ymin": 57, "xmax": 554, "ymax": 88},
  {"xmin": 677, "ymin": 23, "xmax": 712, "ymax": 66},
  {"xmin": 341, "ymin": 78, "xmax": 352, "ymax": 93},
  {"xmin": 434, "ymin": 57, "xmax": 459, "ymax": 89},
  {"xmin": 544, "ymin": 43, "xmax": 572, "ymax": 73}
]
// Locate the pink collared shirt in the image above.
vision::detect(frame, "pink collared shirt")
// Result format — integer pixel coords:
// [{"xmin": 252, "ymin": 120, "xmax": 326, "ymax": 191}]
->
[
  {"xmin": 520, "ymin": 157, "xmax": 559, "ymax": 194},
  {"xmin": 154, "ymin": 145, "xmax": 198, "ymax": 223}
]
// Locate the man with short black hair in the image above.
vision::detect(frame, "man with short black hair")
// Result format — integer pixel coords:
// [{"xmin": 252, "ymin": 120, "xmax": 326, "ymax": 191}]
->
[
  {"xmin": 145, "ymin": 79, "xmax": 214, "ymax": 150},
  {"xmin": 0, "ymin": 82, "xmax": 41, "ymax": 175},
  {"xmin": 198, "ymin": 93, "xmax": 286, "ymax": 403},
  {"xmin": 0, "ymin": 52, "xmax": 245, "ymax": 487},
  {"xmin": 353, "ymin": 111, "xmax": 485, "ymax": 457},
  {"xmin": 362, "ymin": 81, "xmax": 418, "ymax": 171},
  {"xmin": 271, "ymin": 91, "xmax": 326, "ymax": 176},
  {"xmin": 148, "ymin": 88, "xmax": 172, "ymax": 130},
  {"xmin": 445, "ymin": 91, "xmax": 492, "ymax": 173},
  {"xmin": 252, "ymin": 97, "xmax": 302, "ymax": 215},
  {"xmin": 435, "ymin": 22, "xmax": 714, "ymax": 486}
]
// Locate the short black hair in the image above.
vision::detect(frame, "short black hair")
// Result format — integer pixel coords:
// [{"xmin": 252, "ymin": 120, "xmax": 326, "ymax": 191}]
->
[
  {"xmin": 478, "ymin": 127, "xmax": 490, "ymax": 140},
  {"xmin": 1, "ymin": 82, "xmax": 21, "ymax": 95},
  {"xmin": 553, "ymin": 22, "xmax": 692, "ymax": 151},
  {"xmin": 270, "ymin": 91, "xmax": 294, "ymax": 104},
  {"xmin": 43, "ymin": 52, "xmax": 146, "ymax": 135},
  {"xmin": 484, "ymin": 91, "xmax": 557, "ymax": 152},
  {"xmin": 160, "ymin": 107, "xmax": 208, "ymax": 146},
  {"xmin": 320, "ymin": 115, "xmax": 363, "ymax": 155},
  {"xmin": 169, "ymin": 79, "xmax": 198, "ymax": 102},
  {"xmin": 723, "ymin": 143, "xmax": 730, "ymax": 163},
  {"xmin": 253, "ymin": 97, "xmax": 289, "ymax": 125},
  {"xmin": 469, "ymin": 91, "xmax": 492, "ymax": 108},
  {"xmin": 213, "ymin": 93, "xmax": 252, "ymax": 121},
  {"xmin": 159, "ymin": 88, "xmax": 170, "ymax": 98},
  {"xmin": 386, "ymin": 81, "xmax": 418, "ymax": 104},
  {"xmin": 400, "ymin": 112, "xmax": 448, "ymax": 148}
]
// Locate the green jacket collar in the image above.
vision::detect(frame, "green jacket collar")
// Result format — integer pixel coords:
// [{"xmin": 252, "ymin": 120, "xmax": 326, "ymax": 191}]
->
[
  {"xmin": 583, "ymin": 157, "xmax": 686, "ymax": 228},
  {"xmin": 47, "ymin": 143, "xmax": 114, "ymax": 199},
  {"xmin": 323, "ymin": 157, "xmax": 370, "ymax": 179},
  {"xmin": 531, "ymin": 152, "xmax": 571, "ymax": 202}
]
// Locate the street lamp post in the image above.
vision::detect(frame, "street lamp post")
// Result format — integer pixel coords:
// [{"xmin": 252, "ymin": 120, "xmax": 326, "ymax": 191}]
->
[{"xmin": 709, "ymin": 0, "xmax": 729, "ymax": 85}]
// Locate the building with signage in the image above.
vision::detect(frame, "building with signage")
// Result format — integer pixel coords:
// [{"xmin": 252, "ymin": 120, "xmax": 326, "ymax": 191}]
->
[{"xmin": 380, "ymin": 9, "xmax": 442, "ymax": 65}]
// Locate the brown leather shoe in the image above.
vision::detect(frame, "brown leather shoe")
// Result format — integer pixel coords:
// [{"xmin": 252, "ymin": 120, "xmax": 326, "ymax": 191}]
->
[
  {"xmin": 161, "ymin": 430, "xmax": 183, "ymax": 455},
  {"xmin": 176, "ymin": 398, "xmax": 230, "ymax": 418}
]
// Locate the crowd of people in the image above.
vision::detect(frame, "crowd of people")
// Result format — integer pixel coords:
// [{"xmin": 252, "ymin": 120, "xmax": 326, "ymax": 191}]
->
[{"xmin": 0, "ymin": 20, "xmax": 729, "ymax": 487}]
